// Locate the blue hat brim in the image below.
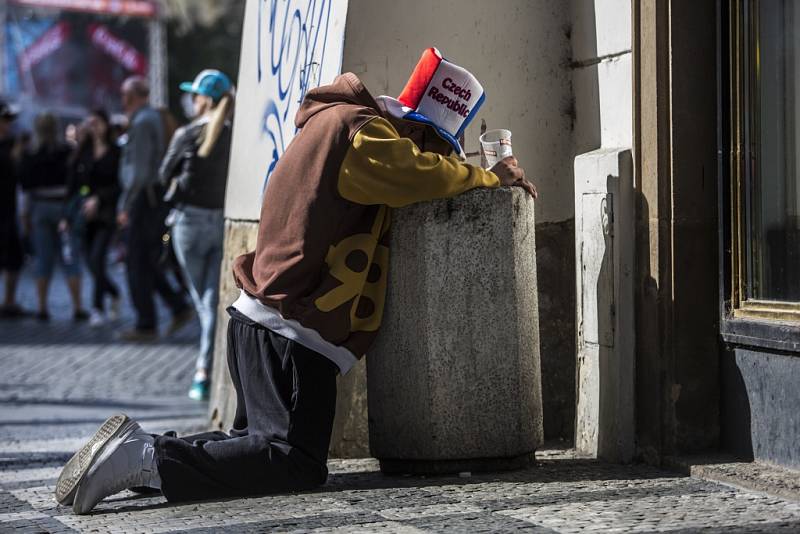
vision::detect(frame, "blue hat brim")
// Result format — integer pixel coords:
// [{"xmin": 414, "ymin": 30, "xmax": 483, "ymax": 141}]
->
[
  {"xmin": 403, "ymin": 111, "xmax": 464, "ymax": 157},
  {"xmin": 179, "ymin": 82, "xmax": 196, "ymax": 93}
]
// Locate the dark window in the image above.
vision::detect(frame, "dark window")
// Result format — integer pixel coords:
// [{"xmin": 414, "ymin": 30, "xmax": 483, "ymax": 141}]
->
[{"xmin": 730, "ymin": 0, "xmax": 800, "ymax": 321}]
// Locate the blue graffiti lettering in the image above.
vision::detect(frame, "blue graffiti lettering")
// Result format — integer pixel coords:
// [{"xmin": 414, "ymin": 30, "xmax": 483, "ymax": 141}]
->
[{"xmin": 257, "ymin": 0, "xmax": 333, "ymax": 191}]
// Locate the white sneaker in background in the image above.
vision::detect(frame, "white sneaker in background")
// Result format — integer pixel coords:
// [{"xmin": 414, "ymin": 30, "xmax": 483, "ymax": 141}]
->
[
  {"xmin": 89, "ymin": 310, "xmax": 106, "ymax": 328},
  {"xmin": 108, "ymin": 297, "xmax": 121, "ymax": 321}
]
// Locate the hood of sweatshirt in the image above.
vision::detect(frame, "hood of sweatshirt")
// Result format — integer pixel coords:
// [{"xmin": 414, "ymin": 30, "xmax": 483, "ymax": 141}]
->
[
  {"xmin": 294, "ymin": 73, "xmax": 453, "ymax": 156},
  {"xmin": 295, "ymin": 73, "xmax": 379, "ymax": 129}
]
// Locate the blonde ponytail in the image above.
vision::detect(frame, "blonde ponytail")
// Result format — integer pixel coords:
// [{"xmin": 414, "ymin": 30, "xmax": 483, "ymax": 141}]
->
[{"xmin": 197, "ymin": 93, "xmax": 232, "ymax": 158}]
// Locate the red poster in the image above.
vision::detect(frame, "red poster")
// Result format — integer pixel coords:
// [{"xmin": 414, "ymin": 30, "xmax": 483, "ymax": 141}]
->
[
  {"xmin": 9, "ymin": 0, "xmax": 157, "ymax": 18},
  {"xmin": 88, "ymin": 24, "xmax": 147, "ymax": 74},
  {"xmin": 18, "ymin": 21, "xmax": 71, "ymax": 73}
]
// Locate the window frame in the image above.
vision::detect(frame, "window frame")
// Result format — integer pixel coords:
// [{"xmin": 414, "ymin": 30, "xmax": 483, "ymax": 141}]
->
[{"xmin": 728, "ymin": 0, "xmax": 800, "ymax": 324}]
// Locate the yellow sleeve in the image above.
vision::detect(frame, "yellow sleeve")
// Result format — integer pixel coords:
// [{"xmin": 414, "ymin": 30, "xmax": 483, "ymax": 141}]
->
[{"xmin": 338, "ymin": 117, "xmax": 500, "ymax": 207}]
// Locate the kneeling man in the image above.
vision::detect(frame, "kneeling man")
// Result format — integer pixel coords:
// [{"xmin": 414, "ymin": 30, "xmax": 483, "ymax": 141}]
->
[{"xmin": 56, "ymin": 48, "xmax": 536, "ymax": 514}]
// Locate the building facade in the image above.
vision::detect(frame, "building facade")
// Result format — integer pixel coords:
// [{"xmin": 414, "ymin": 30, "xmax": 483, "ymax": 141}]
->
[
  {"xmin": 629, "ymin": 0, "xmax": 799, "ymax": 469},
  {"xmin": 215, "ymin": 0, "xmax": 800, "ymax": 470}
]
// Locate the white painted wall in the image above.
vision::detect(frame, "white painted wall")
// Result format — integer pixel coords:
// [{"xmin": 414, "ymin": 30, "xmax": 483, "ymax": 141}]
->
[
  {"xmin": 341, "ymin": 0, "xmax": 574, "ymax": 224},
  {"xmin": 570, "ymin": 0, "xmax": 632, "ymax": 152},
  {"xmin": 570, "ymin": 0, "xmax": 634, "ymax": 461},
  {"xmin": 224, "ymin": 0, "xmax": 349, "ymax": 220},
  {"xmin": 223, "ymin": 0, "xmax": 632, "ymax": 225}
]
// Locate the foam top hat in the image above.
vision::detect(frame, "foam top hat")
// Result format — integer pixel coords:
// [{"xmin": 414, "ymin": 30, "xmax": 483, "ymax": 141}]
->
[{"xmin": 378, "ymin": 47, "xmax": 485, "ymax": 159}]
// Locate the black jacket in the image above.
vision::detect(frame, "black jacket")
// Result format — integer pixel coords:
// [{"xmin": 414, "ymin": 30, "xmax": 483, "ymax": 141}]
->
[
  {"xmin": 159, "ymin": 118, "xmax": 231, "ymax": 210},
  {"xmin": 19, "ymin": 143, "xmax": 71, "ymax": 198},
  {"xmin": 68, "ymin": 144, "xmax": 121, "ymax": 224},
  {"xmin": 0, "ymin": 138, "xmax": 17, "ymax": 217}
]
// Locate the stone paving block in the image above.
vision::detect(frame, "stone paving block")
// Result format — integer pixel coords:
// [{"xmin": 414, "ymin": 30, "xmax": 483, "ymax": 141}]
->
[
  {"xmin": 405, "ymin": 512, "xmax": 555, "ymax": 533},
  {"xmin": 4, "ymin": 455, "xmax": 800, "ymax": 532},
  {"xmin": 5, "ymin": 270, "xmax": 800, "ymax": 533},
  {"xmin": 304, "ymin": 521, "xmax": 428, "ymax": 534}
]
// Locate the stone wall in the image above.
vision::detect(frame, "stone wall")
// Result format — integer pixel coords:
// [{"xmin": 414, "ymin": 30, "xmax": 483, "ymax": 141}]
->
[
  {"xmin": 535, "ymin": 219, "xmax": 576, "ymax": 441},
  {"xmin": 722, "ymin": 348, "xmax": 800, "ymax": 469}
]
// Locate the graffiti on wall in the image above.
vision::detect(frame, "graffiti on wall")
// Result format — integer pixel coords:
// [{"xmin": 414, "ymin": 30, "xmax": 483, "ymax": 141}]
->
[
  {"xmin": 257, "ymin": 0, "xmax": 333, "ymax": 189},
  {"xmin": 224, "ymin": 0, "xmax": 348, "ymax": 220}
]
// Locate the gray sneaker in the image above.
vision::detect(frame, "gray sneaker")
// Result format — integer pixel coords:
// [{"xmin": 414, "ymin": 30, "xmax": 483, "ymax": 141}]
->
[
  {"xmin": 72, "ymin": 418, "xmax": 159, "ymax": 515},
  {"xmin": 55, "ymin": 414, "xmax": 130, "ymax": 506}
]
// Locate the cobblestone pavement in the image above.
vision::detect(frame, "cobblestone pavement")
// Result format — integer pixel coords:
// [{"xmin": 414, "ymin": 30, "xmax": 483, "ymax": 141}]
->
[{"xmin": 2, "ymin": 270, "xmax": 800, "ymax": 532}]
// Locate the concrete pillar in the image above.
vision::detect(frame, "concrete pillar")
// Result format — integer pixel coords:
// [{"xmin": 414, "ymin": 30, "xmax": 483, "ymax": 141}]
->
[
  {"xmin": 570, "ymin": 0, "xmax": 634, "ymax": 462},
  {"xmin": 368, "ymin": 187, "xmax": 543, "ymax": 474},
  {"xmin": 573, "ymin": 148, "xmax": 634, "ymax": 463}
]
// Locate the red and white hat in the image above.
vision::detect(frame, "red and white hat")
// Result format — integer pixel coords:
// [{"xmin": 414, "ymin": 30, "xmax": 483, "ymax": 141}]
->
[{"xmin": 377, "ymin": 47, "xmax": 485, "ymax": 158}]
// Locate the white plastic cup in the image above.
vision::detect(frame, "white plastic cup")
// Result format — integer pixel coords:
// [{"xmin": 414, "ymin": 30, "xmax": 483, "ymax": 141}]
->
[{"xmin": 479, "ymin": 129, "xmax": 513, "ymax": 168}]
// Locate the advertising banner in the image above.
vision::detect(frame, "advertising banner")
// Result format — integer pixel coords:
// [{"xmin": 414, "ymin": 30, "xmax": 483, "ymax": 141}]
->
[
  {"xmin": 9, "ymin": 0, "xmax": 157, "ymax": 18},
  {"xmin": 224, "ymin": 0, "xmax": 350, "ymax": 220},
  {"xmin": 4, "ymin": 5, "xmax": 149, "ymax": 121}
]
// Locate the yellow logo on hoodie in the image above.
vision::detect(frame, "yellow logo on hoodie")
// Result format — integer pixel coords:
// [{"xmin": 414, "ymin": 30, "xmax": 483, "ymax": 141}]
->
[{"xmin": 314, "ymin": 206, "xmax": 390, "ymax": 332}]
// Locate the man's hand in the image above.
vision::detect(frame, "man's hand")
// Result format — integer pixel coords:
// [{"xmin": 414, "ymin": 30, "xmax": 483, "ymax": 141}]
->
[
  {"xmin": 490, "ymin": 156, "xmax": 538, "ymax": 199},
  {"xmin": 117, "ymin": 210, "xmax": 129, "ymax": 228}
]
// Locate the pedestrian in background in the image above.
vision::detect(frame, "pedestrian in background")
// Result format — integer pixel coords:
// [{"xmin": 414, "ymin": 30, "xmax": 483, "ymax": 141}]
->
[
  {"xmin": 117, "ymin": 76, "xmax": 191, "ymax": 341},
  {"xmin": 160, "ymin": 70, "xmax": 234, "ymax": 401},
  {"xmin": 66, "ymin": 109, "xmax": 122, "ymax": 327},
  {"xmin": 19, "ymin": 112, "xmax": 87, "ymax": 322},
  {"xmin": 0, "ymin": 100, "xmax": 25, "ymax": 318}
]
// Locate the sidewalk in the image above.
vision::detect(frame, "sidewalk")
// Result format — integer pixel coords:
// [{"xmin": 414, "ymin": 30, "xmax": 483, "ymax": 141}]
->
[{"xmin": 2, "ymin": 269, "xmax": 800, "ymax": 532}]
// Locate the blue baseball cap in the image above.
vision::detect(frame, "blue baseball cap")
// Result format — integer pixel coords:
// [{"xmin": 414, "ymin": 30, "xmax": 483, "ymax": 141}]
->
[{"xmin": 179, "ymin": 69, "xmax": 232, "ymax": 101}]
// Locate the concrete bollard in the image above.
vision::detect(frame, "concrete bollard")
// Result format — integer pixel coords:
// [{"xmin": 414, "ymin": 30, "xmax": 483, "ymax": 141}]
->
[{"xmin": 368, "ymin": 187, "xmax": 543, "ymax": 474}]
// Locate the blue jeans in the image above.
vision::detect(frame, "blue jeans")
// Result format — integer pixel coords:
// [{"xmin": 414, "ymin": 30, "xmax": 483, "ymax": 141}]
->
[
  {"xmin": 30, "ymin": 199, "xmax": 81, "ymax": 278},
  {"xmin": 171, "ymin": 205, "xmax": 224, "ymax": 372}
]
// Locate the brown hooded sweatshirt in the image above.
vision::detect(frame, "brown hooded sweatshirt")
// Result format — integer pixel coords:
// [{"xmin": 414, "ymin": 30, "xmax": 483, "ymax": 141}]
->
[{"xmin": 232, "ymin": 73, "xmax": 499, "ymax": 373}]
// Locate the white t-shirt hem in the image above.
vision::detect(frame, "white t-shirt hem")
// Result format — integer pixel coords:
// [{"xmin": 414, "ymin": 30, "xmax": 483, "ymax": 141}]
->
[{"xmin": 231, "ymin": 290, "xmax": 358, "ymax": 375}]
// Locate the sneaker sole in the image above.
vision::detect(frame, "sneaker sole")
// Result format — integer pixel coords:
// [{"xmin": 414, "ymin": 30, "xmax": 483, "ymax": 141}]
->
[
  {"xmin": 54, "ymin": 414, "xmax": 130, "ymax": 506},
  {"xmin": 72, "ymin": 419, "xmax": 142, "ymax": 515}
]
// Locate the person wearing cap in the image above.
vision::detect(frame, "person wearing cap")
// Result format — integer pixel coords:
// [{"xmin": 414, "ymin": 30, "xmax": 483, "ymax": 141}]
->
[
  {"xmin": 116, "ymin": 76, "xmax": 191, "ymax": 342},
  {"xmin": 0, "ymin": 100, "xmax": 25, "ymax": 318},
  {"xmin": 159, "ymin": 70, "xmax": 235, "ymax": 401},
  {"xmin": 55, "ymin": 48, "xmax": 536, "ymax": 514}
]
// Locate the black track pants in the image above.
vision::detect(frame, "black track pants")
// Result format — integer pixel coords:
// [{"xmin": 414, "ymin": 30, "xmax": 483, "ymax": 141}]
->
[{"xmin": 154, "ymin": 308, "xmax": 338, "ymax": 502}]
